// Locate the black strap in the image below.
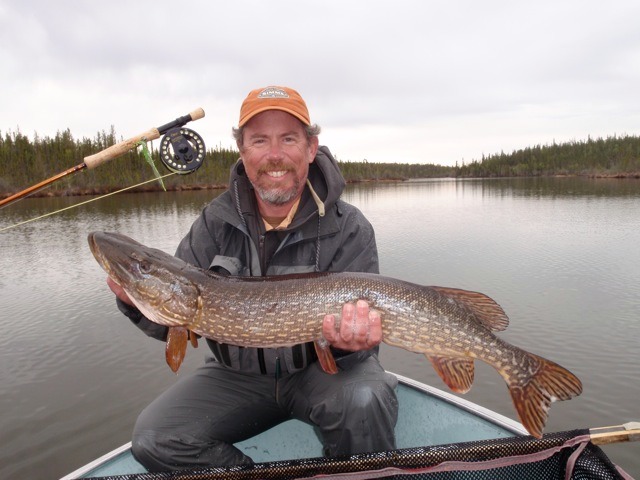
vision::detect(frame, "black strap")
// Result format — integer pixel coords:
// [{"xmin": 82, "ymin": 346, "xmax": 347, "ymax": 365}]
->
[
  {"xmin": 292, "ymin": 344, "xmax": 303, "ymax": 369},
  {"xmin": 257, "ymin": 348, "xmax": 267, "ymax": 374}
]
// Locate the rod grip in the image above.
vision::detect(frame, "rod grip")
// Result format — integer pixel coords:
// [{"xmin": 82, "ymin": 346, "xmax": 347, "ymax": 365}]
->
[
  {"xmin": 84, "ymin": 107, "xmax": 205, "ymax": 169},
  {"xmin": 84, "ymin": 128, "xmax": 160, "ymax": 169}
]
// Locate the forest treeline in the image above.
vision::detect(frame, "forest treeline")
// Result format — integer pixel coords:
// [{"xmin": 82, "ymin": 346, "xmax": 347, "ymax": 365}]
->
[
  {"xmin": 457, "ymin": 134, "xmax": 640, "ymax": 178},
  {"xmin": 1, "ymin": 128, "xmax": 639, "ymax": 197}
]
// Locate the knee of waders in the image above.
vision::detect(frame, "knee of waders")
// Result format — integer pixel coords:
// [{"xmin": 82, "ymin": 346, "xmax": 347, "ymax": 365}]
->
[
  {"xmin": 346, "ymin": 381, "xmax": 398, "ymax": 419},
  {"xmin": 319, "ymin": 380, "xmax": 399, "ymax": 457},
  {"xmin": 131, "ymin": 431, "xmax": 178, "ymax": 472},
  {"xmin": 322, "ymin": 379, "xmax": 399, "ymax": 425}
]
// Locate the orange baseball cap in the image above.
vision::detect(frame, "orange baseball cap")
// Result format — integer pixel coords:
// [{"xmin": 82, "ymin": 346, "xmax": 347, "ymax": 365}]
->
[{"xmin": 238, "ymin": 86, "xmax": 311, "ymax": 127}]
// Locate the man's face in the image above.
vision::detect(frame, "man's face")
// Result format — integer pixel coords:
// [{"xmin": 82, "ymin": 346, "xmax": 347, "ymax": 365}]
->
[{"xmin": 239, "ymin": 110, "xmax": 318, "ymax": 206}]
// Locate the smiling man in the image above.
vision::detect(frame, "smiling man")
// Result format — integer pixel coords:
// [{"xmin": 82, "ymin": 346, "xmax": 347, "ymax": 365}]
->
[
  {"xmin": 238, "ymin": 109, "xmax": 317, "ymax": 222},
  {"xmin": 108, "ymin": 86, "xmax": 399, "ymax": 471}
]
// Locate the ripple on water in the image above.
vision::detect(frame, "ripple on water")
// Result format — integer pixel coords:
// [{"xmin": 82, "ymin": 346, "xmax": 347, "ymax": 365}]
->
[{"xmin": 2, "ymin": 184, "xmax": 639, "ymax": 478}]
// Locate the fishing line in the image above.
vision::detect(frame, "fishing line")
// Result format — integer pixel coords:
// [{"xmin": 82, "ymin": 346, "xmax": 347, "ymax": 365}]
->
[{"xmin": 0, "ymin": 172, "xmax": 176, "ymax": 233}]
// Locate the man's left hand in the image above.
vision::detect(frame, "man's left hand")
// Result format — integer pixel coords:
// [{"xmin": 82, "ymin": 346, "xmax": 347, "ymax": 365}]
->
[{"xmin": 322, "ymin": 300, "xmax": 382, "ymax": 351}]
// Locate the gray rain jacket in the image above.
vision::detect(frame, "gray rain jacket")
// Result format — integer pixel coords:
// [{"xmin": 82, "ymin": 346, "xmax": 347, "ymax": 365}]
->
[{"xmin": 118, "ymin": 145, "xmax": 380, "ymax": 374}]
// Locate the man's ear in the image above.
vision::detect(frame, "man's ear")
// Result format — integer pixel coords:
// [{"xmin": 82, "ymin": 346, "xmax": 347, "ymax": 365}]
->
[{"xmin": 308, "ymin": 135, "xmax": 319, "ymax": 163}]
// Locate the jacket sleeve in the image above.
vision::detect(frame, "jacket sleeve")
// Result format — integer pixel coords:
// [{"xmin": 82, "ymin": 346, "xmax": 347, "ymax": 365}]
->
[
  {"xmin": 174, "ymin": 203, "xmax": 221, "ymax": 268},
  {"xmin": 327, "ymin": 201, "xmax": 380, "ymax": 275},
  {"xmin": 116, "ymin": 298, "xmax": 168, "ymax": 341}
]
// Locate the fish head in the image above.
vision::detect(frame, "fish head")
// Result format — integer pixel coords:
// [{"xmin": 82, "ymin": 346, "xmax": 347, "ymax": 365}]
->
[{"xmin": 88, "ymin": 231, "xmax": 201, "ymax": 328}]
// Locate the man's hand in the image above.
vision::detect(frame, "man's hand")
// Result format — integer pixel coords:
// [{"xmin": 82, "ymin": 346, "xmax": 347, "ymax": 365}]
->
[
  {"xmin": 322, "ymin": 299, "xmax": 382, "ymax": 351},
  {"xmin": 106, "ymin": 276, "xmax": 133, "ymax": 306}
]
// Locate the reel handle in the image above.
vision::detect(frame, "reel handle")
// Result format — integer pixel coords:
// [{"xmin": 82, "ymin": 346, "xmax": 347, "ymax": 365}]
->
[
  {"xmin": 157, "ymin": 108, "xmax": 205, "ymax": 135},
  {"xmin": 189, "ymin": 107, "xmax": 205, "ymax": 121},
  {"xmin": 83, "ymin": 108, "xmax": 205, "ymax": 169}
]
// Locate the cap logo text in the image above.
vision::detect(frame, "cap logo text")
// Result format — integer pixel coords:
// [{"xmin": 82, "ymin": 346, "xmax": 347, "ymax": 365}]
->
[{"xmin": 257, "ymin": 87, "xmax": 289, "ymax": 99}]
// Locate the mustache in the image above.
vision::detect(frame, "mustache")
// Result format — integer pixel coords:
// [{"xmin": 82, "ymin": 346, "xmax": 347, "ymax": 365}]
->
[{"xmin": 257, "ymin": 161, "xmax": 295, "ymax": 175}]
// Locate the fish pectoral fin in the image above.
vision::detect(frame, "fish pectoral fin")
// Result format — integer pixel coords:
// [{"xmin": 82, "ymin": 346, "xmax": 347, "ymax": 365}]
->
[
  {"xmin": 427, "ymin": 355, "xmax": 475, "ymax": 394},
  {"xmin": 165, "ymin": 326, "xmax": 189, "ymax": 373},
  {"xmin": 507, "ymin": 354, "xmax": 583, "ymax": 439},
  {"xmin": 430, "ymin": 286, "xmax": 509, "ymax": 332},
  {"xmin": 314, "ymin": 338, "xmax": 338, "ymax": 375}
]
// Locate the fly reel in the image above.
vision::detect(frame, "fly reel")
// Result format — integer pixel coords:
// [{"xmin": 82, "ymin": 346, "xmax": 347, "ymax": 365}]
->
[{"xmin": 159, "ymin": 127, "xmax": 206, "ymax": 174}]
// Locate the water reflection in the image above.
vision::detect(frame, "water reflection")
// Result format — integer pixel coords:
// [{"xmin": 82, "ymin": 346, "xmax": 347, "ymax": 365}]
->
[
  {"xmin": 342, "ymin": 178, "xmax": 640, "ymax": 476},
  {"xmin": 1, "ymin": 178, "xmax": 639, "ymax": 478},
  {"xmin": 465, "ymin": 176, "xmax": 639, "ymax": 198}
]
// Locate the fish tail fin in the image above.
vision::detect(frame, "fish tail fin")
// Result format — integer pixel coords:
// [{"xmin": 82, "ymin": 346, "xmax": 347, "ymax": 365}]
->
[{"xmin": 507, "ymin": 354, "xmax": 583, "ymax": 438}]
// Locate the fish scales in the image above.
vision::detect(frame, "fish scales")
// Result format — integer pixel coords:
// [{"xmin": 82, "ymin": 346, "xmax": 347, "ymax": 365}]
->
[
  {"xmin": 88, "ymin": 231, "xmax": 583, "ymax": 439},
  {"xmin": 204, "ymin": 275, "xmax": 445, "ymax": 349}
]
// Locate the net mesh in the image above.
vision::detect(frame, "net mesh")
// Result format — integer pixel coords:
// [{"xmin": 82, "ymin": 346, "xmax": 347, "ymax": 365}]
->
[{"xmin": 86, "ymin": 429, "xmax": 631, "ymax": 480}]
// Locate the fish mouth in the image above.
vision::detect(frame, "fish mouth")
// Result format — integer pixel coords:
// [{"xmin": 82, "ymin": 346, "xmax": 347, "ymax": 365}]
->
[
  {"xmin": 88, "ymin": 232, "xmax": 111, "ymax": 276},
  {"xmin": 87, "ymin": 231, "xmax": 98, "ymax": 256},
  {"xmin": 87, "ymin": 231, "xmax": 137, "ymax": 285}
]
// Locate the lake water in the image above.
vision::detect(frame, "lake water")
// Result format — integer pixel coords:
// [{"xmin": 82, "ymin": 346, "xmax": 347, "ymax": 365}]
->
[{"xmin": 1, "ymin": 177, "xmax": 638, "ymax": 478}]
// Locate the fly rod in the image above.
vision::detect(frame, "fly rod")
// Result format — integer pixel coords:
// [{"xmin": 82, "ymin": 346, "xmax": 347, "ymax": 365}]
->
[
  {"xmin": 589, "ymin": 422, "xmax": 640, "ymax": 446},
  {"xmin": 0, "ymin": 108, "xmax": 205, "ymax": 208}
]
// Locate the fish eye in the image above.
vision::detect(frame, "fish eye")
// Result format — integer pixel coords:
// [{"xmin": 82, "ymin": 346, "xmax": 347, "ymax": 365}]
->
[{"xmin": 138, "ymin": 261, "xmax": 152, "ymax": 274}]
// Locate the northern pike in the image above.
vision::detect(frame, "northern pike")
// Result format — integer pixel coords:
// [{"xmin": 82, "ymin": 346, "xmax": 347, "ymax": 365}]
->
[{"xmin": 88, "ymin": 231, "xmax": 582, "ymax": 438}]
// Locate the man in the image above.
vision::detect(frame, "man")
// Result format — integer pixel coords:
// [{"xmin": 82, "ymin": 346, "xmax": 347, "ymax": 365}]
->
[{"xmin": 108, "ymin": 86, "xmax": 399, "ymax": 472}]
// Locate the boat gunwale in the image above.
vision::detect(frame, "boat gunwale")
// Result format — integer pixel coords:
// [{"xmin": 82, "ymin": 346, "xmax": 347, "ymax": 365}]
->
[{"xmin": 61, "ymin": 442, "xmax": 134, "ymax": 480}]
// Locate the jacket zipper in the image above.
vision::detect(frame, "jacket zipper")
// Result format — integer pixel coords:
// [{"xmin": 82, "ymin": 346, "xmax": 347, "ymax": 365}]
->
[
  {"xmin": 274, "ymin": 356, "xmax": 281, "ymax": 401},
  {"xmin": 258, "ymin": 234, "xmax": 266, "ymax": 275}
]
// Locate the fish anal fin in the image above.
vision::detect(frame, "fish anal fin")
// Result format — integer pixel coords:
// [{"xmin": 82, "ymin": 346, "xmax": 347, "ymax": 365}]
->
[
  {"xmin": 427, "ymin": 355, "xmax": 475, "ymax": 394},
  {"xmin": 314, "ymin": 338, "xmax": 338, "ymax": 374},
  {"xmin": 165, "ymin": 326, "xmax": 189, "ymax": 373},
  {"xmin": 507, "ymin": 354, "xmax": 583, "ymax": 438},
  {"xmin": 431, "ymin": 286, "xmax": 509, "ymax": 331}
]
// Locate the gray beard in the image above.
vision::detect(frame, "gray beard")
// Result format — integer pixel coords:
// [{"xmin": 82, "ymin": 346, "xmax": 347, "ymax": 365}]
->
[{"xmin": 255, "ymin": 182, "xmax": 300, "ymax": 206}]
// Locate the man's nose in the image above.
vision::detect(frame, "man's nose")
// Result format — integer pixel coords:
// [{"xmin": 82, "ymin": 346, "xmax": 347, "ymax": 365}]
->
[{"xmin": 266, "ymin": 142, "xmax": 284, "ymax": 158}]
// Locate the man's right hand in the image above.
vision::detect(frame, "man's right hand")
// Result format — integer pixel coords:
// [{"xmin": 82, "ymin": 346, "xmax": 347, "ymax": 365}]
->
[{"xmin": 106, "ymin": 277, "xmax": 133, "ymax": 306}]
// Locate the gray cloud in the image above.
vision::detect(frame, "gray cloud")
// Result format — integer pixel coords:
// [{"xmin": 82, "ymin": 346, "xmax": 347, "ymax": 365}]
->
[{"xmin": 1, "ymin": 0, "xmax": 639, "ymax": 165}]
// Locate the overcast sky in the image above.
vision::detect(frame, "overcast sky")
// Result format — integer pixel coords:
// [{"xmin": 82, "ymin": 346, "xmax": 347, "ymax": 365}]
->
[{"xmin": 2, "ymin": 0, "xmax": 640, "ymax": 166}]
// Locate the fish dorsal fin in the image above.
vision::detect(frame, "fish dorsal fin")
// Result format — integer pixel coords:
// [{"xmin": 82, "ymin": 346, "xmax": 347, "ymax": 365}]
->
[
  {"xmin": 427, "ymin": 355, "xmax": 475, "ymax": 394},
  {"xmin": 431, "ymin": 286, "xmax": 509, "ymax": 331}
]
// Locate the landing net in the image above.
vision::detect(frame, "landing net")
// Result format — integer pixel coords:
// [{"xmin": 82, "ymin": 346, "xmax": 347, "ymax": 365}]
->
[{"xmin": 85, "ymin": 429, "xmax": 632, "ymax": 480}]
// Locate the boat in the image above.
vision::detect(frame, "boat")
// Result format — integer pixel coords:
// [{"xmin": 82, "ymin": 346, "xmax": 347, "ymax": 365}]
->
[{"xmin": 62, "ymin": 373, "xmax": 637, "ymax": 479}]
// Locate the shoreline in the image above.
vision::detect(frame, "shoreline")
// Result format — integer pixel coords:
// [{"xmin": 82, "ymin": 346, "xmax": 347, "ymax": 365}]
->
[{"xmin": 1, "ymin": 173, "xmax": 638, "ymax": 201}]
